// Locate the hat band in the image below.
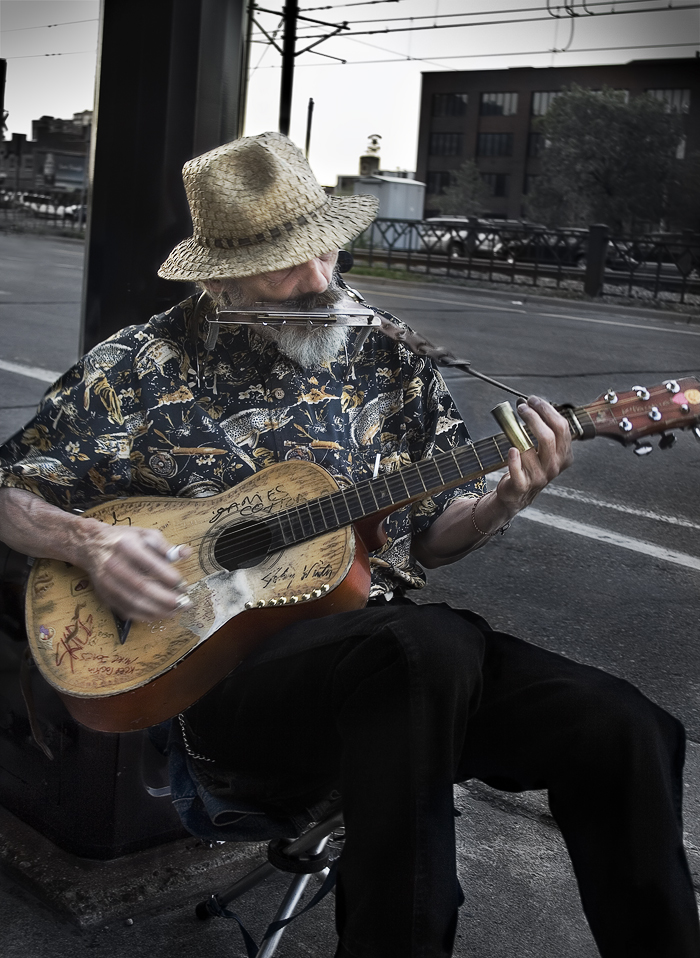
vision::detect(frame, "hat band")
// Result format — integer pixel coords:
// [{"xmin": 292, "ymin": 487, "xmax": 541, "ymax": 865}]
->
[{"xmin": 200, "ymin": 198, "xmax": 332, "ymax": 251}]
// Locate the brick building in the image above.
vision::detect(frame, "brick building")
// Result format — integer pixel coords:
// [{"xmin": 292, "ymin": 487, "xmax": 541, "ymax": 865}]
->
[
  {"xmin": 0, "ymin": 111, "xmax": 91, "ymax": 195},
  {"xmin": 416, "ymin": 58, "xmax": 699, "ymax": 220}
]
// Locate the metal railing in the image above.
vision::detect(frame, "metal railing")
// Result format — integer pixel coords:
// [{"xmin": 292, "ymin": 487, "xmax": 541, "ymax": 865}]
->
[
  {"xmin": 0, "ymin": 192, "xmax": 86, "ymax": 235},
  {"xmin": 347, "ymin": 218, "xmax": 700, "ymax": 306}
]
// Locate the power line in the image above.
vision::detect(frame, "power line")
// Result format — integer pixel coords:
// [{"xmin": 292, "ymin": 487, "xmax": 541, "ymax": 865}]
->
[
  {"xmin": 293, "ymin": 3, "xmax": 700, "ymax": 39},
  {"xmin": 301, "ymin": 0, "xmax": 402, "ymax": 9},
  {"xmin": 333, "ymin": 0, "xmax": 665, "ymax": 27},
  {"xmin": 3, "ymin": 50, "xmax": 96, "ymax": 60},
  {"xmin": 0, "ymin": 18, "xmax": 98, "ymax": 33},
  {"xmin": 251, "ymin": 40, "xmax": 699, "ymax": 68}
]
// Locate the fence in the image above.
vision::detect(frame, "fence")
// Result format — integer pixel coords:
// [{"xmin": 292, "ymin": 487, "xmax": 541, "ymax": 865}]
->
[
  {"xmin": 0, "ymin": 192, "xmax": 86, "ymax": 236},
  {"xmin": 347, "ymin": 218, "xmax": 700, "ymax": 306}
]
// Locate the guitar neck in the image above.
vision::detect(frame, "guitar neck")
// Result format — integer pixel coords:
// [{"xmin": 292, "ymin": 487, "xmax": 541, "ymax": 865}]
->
[{"xmin": 270, "ymin": 405, "xmax": 594, "ymax": 548}]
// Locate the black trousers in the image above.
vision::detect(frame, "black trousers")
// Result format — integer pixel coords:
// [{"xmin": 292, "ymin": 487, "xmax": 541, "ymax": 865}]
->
[{"xmin": 185, "ymin": 600, "xmax": 700, "ymax": 958}]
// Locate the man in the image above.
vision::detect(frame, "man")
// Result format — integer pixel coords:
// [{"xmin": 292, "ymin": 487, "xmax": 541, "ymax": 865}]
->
[{"xmin": 0, "ymin": 133, "xmax": 698, "ymax": 957}]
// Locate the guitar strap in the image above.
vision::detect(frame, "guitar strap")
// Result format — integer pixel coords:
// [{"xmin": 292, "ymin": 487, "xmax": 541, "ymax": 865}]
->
[{"xmin": 338, "ymin": 278, "xmax": 529, "ymax": 402}]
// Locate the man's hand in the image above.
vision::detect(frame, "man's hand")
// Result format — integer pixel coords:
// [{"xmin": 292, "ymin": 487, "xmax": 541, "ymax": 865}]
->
[
  {"xmin": 411, "ymin": 395, "xmax": 573, "ymax": 568},
  {"xmin": 0, "ymin": 488, "xmax": 190, "ymax": 622},
  {"xmin": 494, "ymin": 394, "xmax": 573, "ymax": 516},
  {"xmin": 80, "ymin": 520, "xmax": 191, "ymax": 622}
]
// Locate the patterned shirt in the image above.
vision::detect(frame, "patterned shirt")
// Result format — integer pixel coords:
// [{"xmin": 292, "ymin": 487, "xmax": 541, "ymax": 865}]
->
[{"xmin": 0, "ymin": 295, "xmax": 485, "ymax": 596}]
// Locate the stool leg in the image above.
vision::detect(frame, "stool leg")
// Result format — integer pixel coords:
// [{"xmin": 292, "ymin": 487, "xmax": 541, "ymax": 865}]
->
[
  {"xmin": 255, "ymin": 872, "xmax": 313, "ymax": 958},
  {"xmin": 256, "ymin": 835, "xmax": 332, "ymax": 958}
]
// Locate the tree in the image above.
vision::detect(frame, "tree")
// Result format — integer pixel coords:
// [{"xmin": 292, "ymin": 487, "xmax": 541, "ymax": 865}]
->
[
  {"xmin": 526, "ymin": 86, "xmax": 684, "ymax": 233},
  {"xmin": 436, "ymin": 160, "xmax": 489, "ymax": 217}
]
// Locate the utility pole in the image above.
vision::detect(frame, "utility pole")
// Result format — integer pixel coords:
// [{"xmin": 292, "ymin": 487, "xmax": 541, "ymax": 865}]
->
[
  {"xmin": 0, "ymin": 59, "xmax": 6, "ymax": 139},
  {"xmin": 305, "ymin": 97, "xmax": 314, "ymax": 157},
  {"xmin": 279, "ymin": 0, "xmax": 298, "ymax": 136}
]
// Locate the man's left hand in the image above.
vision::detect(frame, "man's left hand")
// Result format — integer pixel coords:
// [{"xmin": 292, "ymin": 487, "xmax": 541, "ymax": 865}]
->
[{"xmin": 494, "ymin": 394, "xmax": 573, "ymax": 516}]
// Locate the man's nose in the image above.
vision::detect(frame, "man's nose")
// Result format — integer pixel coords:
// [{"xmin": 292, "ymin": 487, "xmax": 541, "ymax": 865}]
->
[{"xmin": 294, "ymin": 257, "xmax": 331, "ymax": 294}]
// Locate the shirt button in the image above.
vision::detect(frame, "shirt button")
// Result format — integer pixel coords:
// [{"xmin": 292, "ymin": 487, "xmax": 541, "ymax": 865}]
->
[{"xmin": 272, "ymin": 388, "xmax": 285, "ymax": 400}]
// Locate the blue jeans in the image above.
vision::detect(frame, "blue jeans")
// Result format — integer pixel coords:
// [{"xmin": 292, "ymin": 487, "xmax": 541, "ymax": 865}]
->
[{"xmin": 184, "ymin": 600, "xmax": 700, "ymax": 958}]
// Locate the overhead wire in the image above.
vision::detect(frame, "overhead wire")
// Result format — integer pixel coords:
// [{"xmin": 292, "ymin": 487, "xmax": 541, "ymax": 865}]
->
[
  {"xmin": 293, "ymin": 4, "xmax": 700, "ymax": 39},
  {"xmin": 0, "ymin": 18, "xmax": 98, "ymax": 33},
  {"xmin": 326, "ymin": 0, "xmax": 667, "ymax": 26},
  {"xmin": 248, "ymin": 40, "xmax": 698, "ymax": 68}
]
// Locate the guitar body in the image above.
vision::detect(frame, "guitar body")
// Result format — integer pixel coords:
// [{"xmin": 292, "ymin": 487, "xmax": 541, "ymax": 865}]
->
[{"xmin": 26, "ymin": 462, "xmax": 372, "ymax": 732}]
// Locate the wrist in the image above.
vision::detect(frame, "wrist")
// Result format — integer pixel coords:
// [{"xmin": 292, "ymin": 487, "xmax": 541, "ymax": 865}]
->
[{"xmin": 471, "ymin": 492, "xmax": 512, "ymax": 538}]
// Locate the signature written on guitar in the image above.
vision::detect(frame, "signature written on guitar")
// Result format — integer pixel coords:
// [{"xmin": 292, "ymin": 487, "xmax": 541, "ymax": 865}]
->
[{"xmin": 209, "ymin": 483, "xmax": 297, "ymax": 524}]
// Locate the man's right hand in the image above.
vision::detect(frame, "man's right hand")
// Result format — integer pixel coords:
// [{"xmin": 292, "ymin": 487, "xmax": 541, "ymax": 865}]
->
[
  {"xmin": 0, "ymin": 488, "xmax": 190, "ymax": 622},
  {"xmin": 80, "ymin": 520, "xmax": 191, "ymax": 621}
]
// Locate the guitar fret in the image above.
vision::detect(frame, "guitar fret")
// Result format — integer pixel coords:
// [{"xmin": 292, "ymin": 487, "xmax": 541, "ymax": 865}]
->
[
  {"xmin": 371, "ymin": 476, "xmax": 393, "ymax": 509},
  {"xmin": 287, "ymin": 505, "xmax": 306, "ymax": 541},
  {"xmin": 305, "ymin": 498, "xmax": 326, "ymax": 535},
  {"xmin": 416, "ymin": 459, "xmax": 443, "ymax": 490},
  {"xmin": 330, "ymin": 491, "xmax": 352, "ymax": 527},
  {"xmin": 354, "ymin": 480, "xmax": 378, "ymax": 516},
  {"xmin": 322, "ymin": 494, "xmax": 340, "ymax": 529},
  {"xmin": 272, "ymin": 514, "xmax": 292, "ymax": 548}
]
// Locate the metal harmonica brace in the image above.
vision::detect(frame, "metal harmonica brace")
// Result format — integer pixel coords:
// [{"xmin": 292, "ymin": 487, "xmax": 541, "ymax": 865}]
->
[{"xmin": 213, "ymin": 302, "xmax": 380, "ymax": 328}]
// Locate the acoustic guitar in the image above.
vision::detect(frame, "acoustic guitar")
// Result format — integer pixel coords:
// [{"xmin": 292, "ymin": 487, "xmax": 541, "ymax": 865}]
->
[{"xmin": 25, "ymin": 378, "xmax": 700, "ymax": 732}]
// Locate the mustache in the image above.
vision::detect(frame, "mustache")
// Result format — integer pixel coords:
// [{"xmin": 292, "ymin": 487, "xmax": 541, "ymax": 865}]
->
[{"xmin": 207, "ymin": 276, "xmax": 344, "ymax": 311}]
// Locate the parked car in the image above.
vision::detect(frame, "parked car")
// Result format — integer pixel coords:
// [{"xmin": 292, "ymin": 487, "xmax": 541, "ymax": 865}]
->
[
  {"xmin": 419, "ymin": 217, "xmax": 505, "ymax": 259},
  {"xmin": 627, "ymin": 234, "xmax": 700, "ymax": 277},
  {"xmin": 502, "ymin": 228, "xmax": 638, "ymax": 272}
]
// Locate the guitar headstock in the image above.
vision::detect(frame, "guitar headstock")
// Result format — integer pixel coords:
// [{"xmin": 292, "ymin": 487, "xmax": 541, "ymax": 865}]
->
[{"xmin": 579, "ymin": 377, "xmax": 700, "ymax": 451}]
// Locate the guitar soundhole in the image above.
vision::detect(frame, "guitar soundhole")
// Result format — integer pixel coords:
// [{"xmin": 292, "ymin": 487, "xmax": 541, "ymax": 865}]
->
[{"xmin": 213, "ymin": 520, "xmax": 274, "ymax": 571}]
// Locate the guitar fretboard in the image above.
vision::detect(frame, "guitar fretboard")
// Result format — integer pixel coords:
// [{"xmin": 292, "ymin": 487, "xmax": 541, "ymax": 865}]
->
[
  {"xmin": 214, "ymin": 405, "xmax": 592, "ymax": 568},
  {"xmin": 268, "ymin": 406, "xmax": 589, "ymax": 548}
]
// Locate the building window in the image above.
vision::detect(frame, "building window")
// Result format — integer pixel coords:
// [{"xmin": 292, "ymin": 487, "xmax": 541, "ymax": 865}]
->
[
  {"xmin": 426, "ymin": 171, "xmax": 453, "ymax": 195},
  {"xmin": 531, "ymin": 91, "xmax": 560, "ymax": 116},
  {"xmin": 646, "ymin": 88, "xmax": 691, "ymax": 113},
  {"xmin": 481, "ymin": 173, "xmax": 509, "ymax": 198},
  {"xmin": 480, "ymin": 92, "xmax": 518, "ymax": 116},
  {"xmin": 477, "ymin": 133, "xmax": 513, "ymax": 157},
  {"xmin": 432, "ymin": 93, "xmax": 468, "ymax": 117},
  {"xmin": 676, "ymin": 136, "xmax": 687, "ymax": 161},
  {"xmin": 429, "ymin": 133, "xmax": 462, "ymax": 156}
]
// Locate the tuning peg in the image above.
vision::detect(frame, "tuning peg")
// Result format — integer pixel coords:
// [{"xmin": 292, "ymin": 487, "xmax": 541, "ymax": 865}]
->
[
  {"xmin": 658, "ymin": 433, "xmax": 677, "ymax": 450},
  {"xmin": 633, "ymin": 441, "xmax": 653, "ymax": 456}
]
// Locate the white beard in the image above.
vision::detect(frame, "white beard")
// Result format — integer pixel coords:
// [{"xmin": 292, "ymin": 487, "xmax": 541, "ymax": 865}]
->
[
  {"xmin": 202, "ymin": 275, "xmax": 349, "ymax": 369},
  {"xmin": 252, "ymin": 323, "xmax": 348, "ymax": 368}
]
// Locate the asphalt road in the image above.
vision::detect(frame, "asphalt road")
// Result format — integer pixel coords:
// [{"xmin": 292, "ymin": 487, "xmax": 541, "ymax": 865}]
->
[{"xmin": 0, "ymin": 233, "xmax": 699, "ymax": 957}]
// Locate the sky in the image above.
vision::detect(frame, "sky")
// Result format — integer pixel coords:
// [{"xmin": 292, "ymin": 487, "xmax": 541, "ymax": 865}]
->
[{"xmin": 1, "ymin": 0, "xmax": 699, "ymax": 186}]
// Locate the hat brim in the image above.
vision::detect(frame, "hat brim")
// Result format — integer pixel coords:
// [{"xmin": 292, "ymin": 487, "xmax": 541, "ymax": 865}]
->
[{"xmin": 158, "ymin": 193, "xmax": 378, "ymax": 282}]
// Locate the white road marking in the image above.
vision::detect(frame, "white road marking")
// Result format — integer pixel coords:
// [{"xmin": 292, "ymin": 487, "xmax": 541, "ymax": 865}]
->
[
  {"xmin": 356, "ymin": 286, "xmax": 700, "ymax": 336},
  {"xmin": 485, "ymin": 472, "xmax": 700, "ymax": 531},
  {"xmin": 0, "ymin": 358, "xmax": 60, "ymax": 383},
  {"xmin": 521, "ymin": 508, "xmax": 700, "ymax": 572},
  {"xmin": 482, "ymin": 472, "xmax": 700, "ymax": 569}
]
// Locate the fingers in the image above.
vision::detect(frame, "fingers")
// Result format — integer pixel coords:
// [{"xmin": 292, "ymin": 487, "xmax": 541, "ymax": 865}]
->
[
  {"xmin": 516, "ymin": 395, "xmax": 573, "ymax": 480},
  {"xmin": 494, "ymin": 396, "xmax": 573, "ymax": 516},
  {"xmin": 84, "ymin": 524, "xmax": 192, "ymax": 621}
]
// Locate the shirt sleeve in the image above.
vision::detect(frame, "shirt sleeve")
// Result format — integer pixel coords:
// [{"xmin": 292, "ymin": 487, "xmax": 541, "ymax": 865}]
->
[{"xmin": 0, "ymin": 332, "xmax": 141, "ymax": 510}]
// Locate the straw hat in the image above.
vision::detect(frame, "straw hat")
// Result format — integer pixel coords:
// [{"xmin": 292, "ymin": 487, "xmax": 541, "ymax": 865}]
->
[{"xmin": 158, "ymin": 132, "xmax": 379, "ymax": 281}]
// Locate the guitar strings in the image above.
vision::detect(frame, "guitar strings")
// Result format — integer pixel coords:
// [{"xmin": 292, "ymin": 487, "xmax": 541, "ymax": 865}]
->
[{"xmin": 44, "ymin": 400, "xmax": 620, "ymax": 600}]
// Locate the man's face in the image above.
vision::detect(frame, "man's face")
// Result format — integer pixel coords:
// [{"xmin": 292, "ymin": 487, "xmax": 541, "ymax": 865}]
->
[
  {"xmin": 229, "ymin": 250, "xmax": 339, "ymax": 304},
  {"xmin": 204, "ymin": 250, "xmax": 348, "ymax": 368}
]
